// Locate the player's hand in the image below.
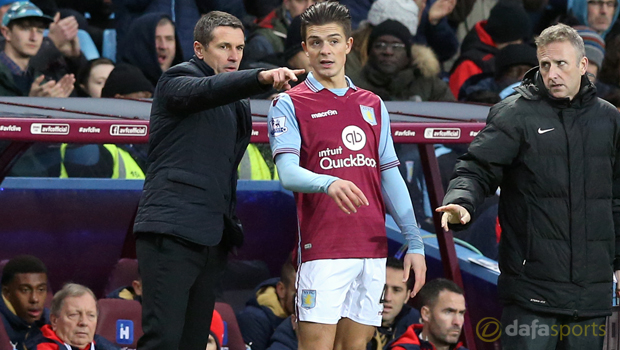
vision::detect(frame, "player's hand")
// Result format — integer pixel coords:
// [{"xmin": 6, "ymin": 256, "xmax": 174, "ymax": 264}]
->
[
  {"xmin": 403, "ymin": 253, "xmax": 426, "ymax": 298},
  {"xmin": 327, "ymin": 179, "xmax": 368, "ymax": 214},
  {"xmin": 435, "ymin": 204, "xmax": 471, "ymax": 232},
  {"xmin": 258, "ymin": 67, "xmax": 305, "ymax": 90}
]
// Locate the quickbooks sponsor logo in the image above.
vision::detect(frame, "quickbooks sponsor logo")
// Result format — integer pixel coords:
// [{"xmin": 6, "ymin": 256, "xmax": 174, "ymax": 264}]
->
[
  {"xmin": 423, "ymin": 128, "xmax": 460, "ymax": 139},
  {"xmin": 394, "ymin": 130, "xmax": 416, "ymax": 137},
  {"xmin": 79, "ymin": 127, "xmax": 101, "ymax": 133},
  {"xmin": 110, "ymin": 125, "xmax": 147, "ymax": 136},
  {"xmin": 0, "ymin": 125, "xmax": 21, "ymax": 132},
  {"xmin": 30, "ymin": 123, "xmax": 69, "ymax": 135},
  {"xmin": 320, "ymin": 154, "xmax": 377, "ymax": 170}
]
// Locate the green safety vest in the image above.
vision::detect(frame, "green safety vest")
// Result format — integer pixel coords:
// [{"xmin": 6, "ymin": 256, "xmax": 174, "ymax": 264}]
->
[{"xmin": 60, "ymin": 144, "xmax": 145, "ymax": 179}]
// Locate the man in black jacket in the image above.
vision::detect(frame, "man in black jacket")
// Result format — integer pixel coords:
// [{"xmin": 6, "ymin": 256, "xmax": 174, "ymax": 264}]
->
[
  {"xmin": 132, "ymin": 10, "xmax": 303, "ymax": 350},
  {"xmin": 437, "ymin": 23, "xmax": 620, "ymax": 349}
]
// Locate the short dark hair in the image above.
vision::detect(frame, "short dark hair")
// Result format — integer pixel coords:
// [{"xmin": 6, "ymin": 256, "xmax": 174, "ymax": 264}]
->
[
  {"xmin": 300, "ymin": 1, "xmax": 352, "ymax": 42},
  {"xmin": 280, "ymin": 258, "xmax": 296, "ymax": 287},
  {"xmin": 7, "ymin": 17, "xmax": 48, "ymax": 31},
  {"xmin": 417, "ymin": 278, "xmax": 464, "ymax": 309},
  {"xmin": 1, "ymin": 255, "xmax": 47, "ymax": 286},
  {"xmin": 193, "ymin": 11, "xmax": 244, "ymax": 47},
  {"xmin": 77, "ymin": 58, "xmax": 115, "ymax": 93},
  {"xmin": 386, "ymin": 257, "xmax": 414, "ymax": 290}
]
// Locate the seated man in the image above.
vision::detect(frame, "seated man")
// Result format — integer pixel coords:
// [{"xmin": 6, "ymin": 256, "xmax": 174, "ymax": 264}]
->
[
  {"xmin": 388, "ymin": 279, "xmax": 467, "ymax": 350},
  {"xmin": 0, "ymin": 255, "xmax": 49, "ymax": 350},
  {"xmin": 237, "ymin": 259, "xmax": 296, "ymax": 350},
  {"xmin": 368, "ymin": 257, "xmax": 421, "ymax": 350},
  {"xmin": 106, "ymin": 278, "xmax": 142, "ymax": 303},
  {"xmin": 349, "ymin": 19, "xmax": 454, "ymax": 102},
  {"xmin": 26, "ymin": 283, "xmax": 118, "ymax": 350}
]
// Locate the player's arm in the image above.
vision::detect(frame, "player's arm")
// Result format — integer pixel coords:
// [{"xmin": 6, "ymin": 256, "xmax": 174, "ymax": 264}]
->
[{"xmin": 378, "ymin": 100, "xmax": 426, "ymax": 296}]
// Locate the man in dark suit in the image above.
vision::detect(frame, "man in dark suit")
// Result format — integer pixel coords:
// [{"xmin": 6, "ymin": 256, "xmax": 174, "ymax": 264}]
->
[{"xmin": 132, "ymin": 10, "xmax": 303, "ymax": 350}]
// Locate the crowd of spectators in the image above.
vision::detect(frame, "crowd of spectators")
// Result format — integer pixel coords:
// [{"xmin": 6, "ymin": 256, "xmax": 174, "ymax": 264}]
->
[
  {"xmin": 0, "ymin": 0, "xmax": 619, "ymax": 106},
  {"xmin": 0, "ymin": 255, "xmax": 468, "ymax": 350}
]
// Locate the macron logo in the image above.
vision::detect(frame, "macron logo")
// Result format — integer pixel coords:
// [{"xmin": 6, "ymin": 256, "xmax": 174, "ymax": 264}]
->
[
  {"xmin": 311, "ymin": 110, "xmax": 338, "ymax": 119},
  {"xmin": 537, "ymin": 128, "xmax": 554, "ymax": 134}
]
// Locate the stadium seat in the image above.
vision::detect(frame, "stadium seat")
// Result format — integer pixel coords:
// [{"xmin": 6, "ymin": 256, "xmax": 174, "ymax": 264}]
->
[
  {"xmin": 95, "ymin": 299, "xmax": 142, "ymax": 350},
  {"xmin": 102, "ymin": 29, "xmax": 117, "ymax": 62},
  {"xmin": 215, "ymin": 302, "xmax": 246, "ymax": 350},
  {"xmin": 103, "ymin": 258, "xmax": 139, "ymax": 297}
]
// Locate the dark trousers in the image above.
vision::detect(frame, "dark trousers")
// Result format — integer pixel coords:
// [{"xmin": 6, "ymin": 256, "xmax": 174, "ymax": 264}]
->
[
  {"xmin": 501, "ymin": 304, "xmax": 606, "ymax": 350},
  {"xmin": 136, "ymin": 233, "xmax": 227, "ymax": 350}
]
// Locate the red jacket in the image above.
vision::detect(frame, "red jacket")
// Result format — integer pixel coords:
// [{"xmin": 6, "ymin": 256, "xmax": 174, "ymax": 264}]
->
[{"xmin": 388, "ymin": 324, "xmax": 468, "ymax": 350}]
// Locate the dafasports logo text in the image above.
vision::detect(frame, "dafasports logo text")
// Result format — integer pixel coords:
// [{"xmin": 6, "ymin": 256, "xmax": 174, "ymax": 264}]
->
[
  {"xmin": 476, "ymin": 317, "xmax": 605, "ymax": 343},
  {"xmin": 320, "ymin": 154, "xmax": 376, "ymax": 170}
]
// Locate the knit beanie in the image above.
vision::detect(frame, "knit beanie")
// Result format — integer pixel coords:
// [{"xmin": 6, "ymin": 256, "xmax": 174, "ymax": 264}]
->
[
  {"xmin": 574, "ymin": 25, "xmax": 606, "ymax": 69},
  {"xmin": 366, "ymin": 0, "xmax": 419, "ymax": 36},
  {"xmin": 283, "ymin": 16, "xmax": 303, "ymax": 62},
  {"xmin": 485, "ymin": 1, "xmax": 532, "ymax": 44},
  {"xmin": 368, "ymin": 19, "xmax": 413, "ymax": 58},
  {"xmin": 101, "ymin": 63, "xmax": 154, "ymax": 98},
  {"xmin": 210, "ymin": 310, "xmax": 225, "ymax": 349},
  {"xmin": 494, "ymin": 43, "xmax": 538, "ymax": 78}
]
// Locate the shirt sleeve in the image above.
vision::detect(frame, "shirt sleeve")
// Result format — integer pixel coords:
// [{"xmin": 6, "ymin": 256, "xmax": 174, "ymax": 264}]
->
[
  {"xmin": 275, "ymin": 153, "xmax": 339, "ymax": 193},
  {"xmin": 268, "ymin": 93, "xmax": 301, "ymax": 158},
  {"xmin": 378, "ymin": 99, "xmax": 400, "ymax": 171},
  {"xmin": 381, "ymin": 166, "xmax": 424, "ymax": 255}
]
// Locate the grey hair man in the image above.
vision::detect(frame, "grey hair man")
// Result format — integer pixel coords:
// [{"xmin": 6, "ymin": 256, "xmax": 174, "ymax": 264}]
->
[{"xmin": 438, "ymin": 23, "xmax": 620, "ymax": 349}]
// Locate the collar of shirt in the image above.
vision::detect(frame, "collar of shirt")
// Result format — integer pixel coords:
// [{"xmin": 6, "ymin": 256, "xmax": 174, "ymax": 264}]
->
[
  {"xmin": 0, "ymin": 51, "xmax": 26, "ymax": 76},
  {"xmin": 304, "ymin": 71, "xmax": 358, "ymax": 93}
]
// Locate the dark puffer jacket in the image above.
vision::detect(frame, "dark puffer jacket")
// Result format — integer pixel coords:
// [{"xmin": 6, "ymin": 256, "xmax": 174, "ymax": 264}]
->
[{"xmin": 443, "ymin": 67, "xmax": 620, "ymax": 317}]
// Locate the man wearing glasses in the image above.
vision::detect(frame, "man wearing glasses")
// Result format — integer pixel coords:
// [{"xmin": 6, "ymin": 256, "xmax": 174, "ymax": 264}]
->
[{"xmin": 349, "ymin": 19, "xmax": 454, "ymax": 102}]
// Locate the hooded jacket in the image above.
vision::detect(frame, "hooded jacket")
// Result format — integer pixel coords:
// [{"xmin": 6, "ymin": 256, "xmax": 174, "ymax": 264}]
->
[
  {"xmin": 26, "ymin": 324, "xmax": 118, "ymax": 350},
  {"xmin": 568, "ymin": 0, "xmax": 620, "ymax": 38},
  {"xmin": 443, "ymin": 67, "xmax": 620, "ymax": 317},
  {"xmin": 449, "ymin": 20, "xmax": 498, "ymax": 98},
  {"xmin": 350, "ymin": 44, "xmax": 455, "ymax": 102},
  {"xmin": 265, "ymin": 315, "xmax": 296, "ymax": 350},
  {"xmin": 237, "ymin": 278, "xmax": 288, "ymax": 350},
  {"xmin": 118, "ymin": 13, "xmax": 184, "ymax": 87},
  {"xmin": 387, "ymin": 324, "xmax": 467, "ymax": 350},
  {"xmin": 0, "ymin": 295, "xmax": 49, "ymax": 350}
]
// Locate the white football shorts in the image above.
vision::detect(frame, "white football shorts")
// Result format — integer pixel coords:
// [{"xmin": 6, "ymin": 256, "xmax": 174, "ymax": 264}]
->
[{"xmin": 296, "ymin": 258, "xmax": 386, "ymax": 326}]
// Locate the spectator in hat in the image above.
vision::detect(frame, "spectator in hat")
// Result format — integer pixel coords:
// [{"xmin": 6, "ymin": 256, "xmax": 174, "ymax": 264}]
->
[
  {"xmin": 575, "ymin": 26, "xmax": 606, "ymax": 84},
  {"xmin": 350, "ymin": 19, "xmax": 454, "ymax": 102},
  {"xmin": 346, "ymin": 0, "xmax": 420, "ymax": 78},
  {"xmin": 449, "ymin": 1, "xmax": 533, "ymax": 98},
  {"xmin": 568, "ymin": 0, "xmax": 620, "ymax": 39},
  {"xmin": 101, "ymin": 63, "xmax": 154, "ymax": 99},
  {"xmin": 459, "ymin": 43, "xmax": 539, "ymax": 101},
  {"xmin": 0, "ymin": 1, "xmax": 75, "ymax": 96},
  {"xmin": 207, "ymin": 310, "xmax": 225, "ymax": 350}
]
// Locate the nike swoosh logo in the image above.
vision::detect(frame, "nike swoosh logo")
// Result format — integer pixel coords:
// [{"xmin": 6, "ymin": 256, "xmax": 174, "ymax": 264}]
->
[{"xmin": 538, "ymin": 128, "xmax": 554, "ymax": 134}]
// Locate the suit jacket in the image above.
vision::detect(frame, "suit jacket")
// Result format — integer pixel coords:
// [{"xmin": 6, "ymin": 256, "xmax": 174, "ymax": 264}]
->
[{"xmin": 133, "ymin": 56, "xmax": 268, "ymax": 247}]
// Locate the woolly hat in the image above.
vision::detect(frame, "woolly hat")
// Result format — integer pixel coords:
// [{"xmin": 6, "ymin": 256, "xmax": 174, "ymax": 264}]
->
[
  {"xmin": 368, "ymin": 19, "xmax": 413, "ymax": 58},
  {"xmin": 494, "ymin": 43, "xmax": 538, "ymax": 78},
  {"xmin": 485, "ymin": 1, "xmax": 532, "ymax": 44},
  {"xmin": 210, "ymin": 310, "xmax": 225, "ymax": 349},
  {"xmin": 283, "ymin": 16, "xmax": 303, "ymax": 62},
  {"xmin": 101, "ymin": 63, "xmax": 154, "ymax": 98},
  {"xmin": 574, "ymin": 25, "xmax": 606, "ymax": 69},
  {"xmin": 367, "ymin": 0, "xmax": 419, "ymax": 36}
]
